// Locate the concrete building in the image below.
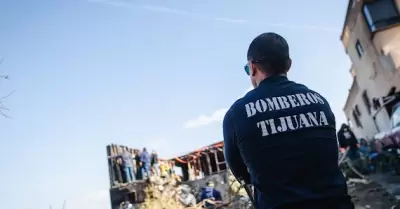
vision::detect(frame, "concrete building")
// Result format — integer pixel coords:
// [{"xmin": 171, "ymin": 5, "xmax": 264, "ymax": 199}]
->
[{"xmin": 341, "ymin": 0, "xmax": 400, "ymax": 139}]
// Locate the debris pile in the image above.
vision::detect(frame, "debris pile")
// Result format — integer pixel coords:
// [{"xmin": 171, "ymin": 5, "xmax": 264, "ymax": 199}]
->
[{"xmin": 137, "ymin": 174, "xmax": 251, "ymax": 209}]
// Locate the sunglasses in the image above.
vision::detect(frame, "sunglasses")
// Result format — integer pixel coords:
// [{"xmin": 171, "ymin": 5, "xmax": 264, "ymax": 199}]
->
[
  {"xmin": 244, "ymin": 63, "xmax": 251, "ymax": 76},
  {"xmin": 244, "ymin": 58, "xmax": 266, "ymax": 75}
]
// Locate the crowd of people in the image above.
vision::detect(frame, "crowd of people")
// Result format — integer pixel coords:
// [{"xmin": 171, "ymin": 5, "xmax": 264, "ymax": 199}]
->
[
  {"xmin": 176, "ymin": 174, "xmax": 253, "ymax": 208},
  {"xmin": 110, "ymin": 146, "xmax": 238, "ymax": 208},
  {"xmin": 150, "ymin": 177, "xmax": 224, "ymax": 209},
  {"xmin": 337, "ymin": 123, "xmax": 400, "ymax": 176},
  {"xmin": 110, "ymin": 147, "xmax": 176, "ymax": 185},
  {"xmin": 173, "ymin": 181, "xmax": 223, "ymax": 208}
]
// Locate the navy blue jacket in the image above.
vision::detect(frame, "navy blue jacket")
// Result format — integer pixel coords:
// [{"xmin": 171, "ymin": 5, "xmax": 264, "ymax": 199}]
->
[{"xmin": 223, "ymin": 76, "xmax": 352, "ymax": 209}]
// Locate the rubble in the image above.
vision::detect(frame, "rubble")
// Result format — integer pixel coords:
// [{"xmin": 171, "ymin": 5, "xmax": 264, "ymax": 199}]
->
[{"xmin": 137, "ymin": 174, "xmax": 249, "ymax": 209}]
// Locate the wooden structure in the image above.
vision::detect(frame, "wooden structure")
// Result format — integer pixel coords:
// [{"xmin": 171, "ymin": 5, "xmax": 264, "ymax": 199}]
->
[
  {"xmin": 106, "ymin": 144, "xmax": 141, "ymax": 187},
  {"xmin": 106, "ymin": 144, "xmax": 146, "ymax": 209},
  {"xmin": 106, "ymin": 141, "xmax": 228, "ymax": 208},
  {"xmin": 170, "ymin": 141, "xmax": 227, "ymax": 181}
]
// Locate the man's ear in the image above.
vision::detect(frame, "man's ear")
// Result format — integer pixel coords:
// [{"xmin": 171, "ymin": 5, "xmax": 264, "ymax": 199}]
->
[
  {"xmin": 285, "ymin": 58, "xmax": 292, "ymax": 73},
  {"xmin": 250, "ymin": 62, "xmax": 257, "ymax": 76}
]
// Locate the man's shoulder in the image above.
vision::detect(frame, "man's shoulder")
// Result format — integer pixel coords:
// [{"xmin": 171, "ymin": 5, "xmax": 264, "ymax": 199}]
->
[
  {"xmin": 293, "ymin": 82, "xmax": 328, "ymax": 100},
  {"xmin": 226, "ymin": 89, "xmax": 258, "ymax": 117},
  {"xmin": 285, "ymin": 81, "xmax": 331, "ymax": 106},
  {"xmin": 224, "ymin": 88, "xmax": 266, "ymax": 128}
]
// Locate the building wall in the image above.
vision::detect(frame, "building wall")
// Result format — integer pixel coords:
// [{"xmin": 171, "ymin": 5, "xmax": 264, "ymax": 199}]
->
[
  {"xmin": 342, "ymin": 0, "xmax": 400, "ymax": 140},
  {"xmin": 343, "ymin": 78, "xmax": 379, "ymax": 139}
]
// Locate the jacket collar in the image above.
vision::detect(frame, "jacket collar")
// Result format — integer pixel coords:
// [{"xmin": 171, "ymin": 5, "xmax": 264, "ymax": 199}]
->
[{"xmin": 259, "ymin": 75, "xmax": 288, "ymax": 86}]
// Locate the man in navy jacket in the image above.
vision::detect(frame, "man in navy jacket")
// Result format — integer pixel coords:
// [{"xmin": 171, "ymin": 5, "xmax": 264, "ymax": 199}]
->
[{"xmin": 223, "ymin": 32, "xmax": 354, "ymax": 209}]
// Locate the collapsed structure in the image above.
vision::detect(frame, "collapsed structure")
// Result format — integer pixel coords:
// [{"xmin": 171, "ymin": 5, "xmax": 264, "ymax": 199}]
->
[
  {"xmin": 106, "ymin": 141, "xmax": 230, "ymax": 209},
  {"xmin": 170, "ymin": 141, "xmax": 226, "ymax": 181},
  {"xmin": 106, "ymin": 144, "xmax": 147, "ymax": 209},
  {"xmin": 341, "ymin": 0, "xmax": 400, "ymax": 139}
]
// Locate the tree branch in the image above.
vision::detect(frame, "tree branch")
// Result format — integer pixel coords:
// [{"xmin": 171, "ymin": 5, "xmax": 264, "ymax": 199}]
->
[
  {"xmin": 0, "ymin": 58, "xmax": 13, "ymax": 118},
  {"xmin": 0, "ymin": 89, "xmax": 14, "ymax": 101}
]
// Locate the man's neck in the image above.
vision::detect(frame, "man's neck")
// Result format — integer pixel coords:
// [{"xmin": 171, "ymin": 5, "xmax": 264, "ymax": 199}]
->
[{"xmin": 256, "ymin": 73, "xmax": 287, "ymax": 87}]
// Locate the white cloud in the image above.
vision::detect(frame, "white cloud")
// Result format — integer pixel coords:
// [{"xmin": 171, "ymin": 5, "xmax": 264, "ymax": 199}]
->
[
  {"xmin": 184, "ymin": 108, "xmax": 228, "ymax": 128},
  {"xmin": 183, "ymin": 86, "xmax": 253, "ymax": 129}
]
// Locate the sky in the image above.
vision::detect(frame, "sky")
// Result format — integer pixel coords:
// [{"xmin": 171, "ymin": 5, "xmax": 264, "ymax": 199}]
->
[{"xmin": 0, "ymin": 0, "xmax": 352, "ymax": 208}]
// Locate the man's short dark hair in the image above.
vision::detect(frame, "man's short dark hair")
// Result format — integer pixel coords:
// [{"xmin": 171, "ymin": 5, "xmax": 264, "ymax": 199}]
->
[{"xmin": 247, "ymin": 32, "xmax": 290, "ymax": 75}]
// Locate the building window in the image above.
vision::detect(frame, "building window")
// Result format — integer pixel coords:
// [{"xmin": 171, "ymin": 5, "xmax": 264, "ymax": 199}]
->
[
  {"xmin": 355, "ymin": 40, "xmax": 364, "ymax": 58},
  {"xmin": 362, "ymin": 90, "xmax": 372, "ymax": 115},
  {"xmin": 363, "ymin": 0, "xmax": 400, "ymax": 33},
  {"xmin": 372, "ymin": 98, "xmax": 381, "ymax": 110},
  {"xmin": 352, "ymin": 109, "xmax": 363, "ymax": 127},
  {"xmin": 385, "ymin": 87, "xmax": 398, "ymax": 116},
  {"xmin": 355, "ymin": 104, "xmax": 362, "ymax": 116}
]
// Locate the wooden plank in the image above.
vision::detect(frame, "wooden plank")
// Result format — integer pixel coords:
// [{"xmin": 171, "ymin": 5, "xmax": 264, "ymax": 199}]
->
[
  {"xmin": 107, "ymin": 145, "xmax": 115, "ymax": 187},
  {"xmin": 197, "ymin": 158, "xmax": 202, "ymax": 173},
  {"xmin": 213, "ymin": 151, "xmax": 220, "ymax": 172},
  {"xmin": 111, "ymin": 144, "xmax": 117, "ymax": 156},
  {"xmin": 109, "ymin": 144, "xmax": 113, "ymax": 155},
  {"xmin": 205, "ymin": 153, "xmax": 212, "ymax": 175}
]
